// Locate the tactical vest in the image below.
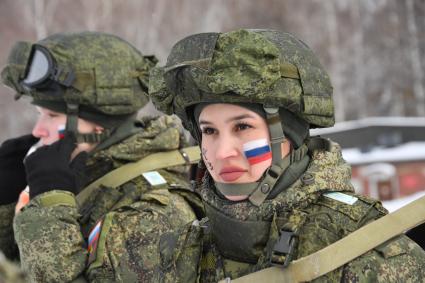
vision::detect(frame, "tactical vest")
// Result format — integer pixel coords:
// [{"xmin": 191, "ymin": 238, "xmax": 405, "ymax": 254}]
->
[
  {"xmin": 156, "ymin": 139, "xmax": 389, "ymax": 283},
  {"xmin": 74, "ymin": 146, "xmax": 205, "ymax": 280}
]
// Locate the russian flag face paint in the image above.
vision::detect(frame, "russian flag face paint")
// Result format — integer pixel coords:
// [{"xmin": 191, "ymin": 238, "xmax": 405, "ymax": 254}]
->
[
  {"xmin": 243, "ymin": 138, "xmax": 272, "ymax": 165},
  {"xmin": 58, "ymin": 125, "xmax": 66, "ymax": 139}
]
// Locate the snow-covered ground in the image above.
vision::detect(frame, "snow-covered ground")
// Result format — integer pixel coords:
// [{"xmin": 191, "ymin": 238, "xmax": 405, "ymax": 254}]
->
[{"xmin": 382, "ymin": 190, "xmax": 425, "ymax": 212}]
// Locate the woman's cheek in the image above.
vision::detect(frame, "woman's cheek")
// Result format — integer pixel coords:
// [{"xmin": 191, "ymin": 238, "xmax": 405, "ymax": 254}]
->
[{"xmin": 242, "ymin": 138, "xmax": 272, "ymax": 166}]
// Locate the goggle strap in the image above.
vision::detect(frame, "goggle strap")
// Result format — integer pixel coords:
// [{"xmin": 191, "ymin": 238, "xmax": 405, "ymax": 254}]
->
[{"xmin": 53, "ymin": 66, "xmax": 76, "ymax": 87}]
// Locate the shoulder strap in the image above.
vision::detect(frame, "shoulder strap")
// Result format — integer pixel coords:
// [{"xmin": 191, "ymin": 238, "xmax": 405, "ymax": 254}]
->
[
  {"xmin": 219, "ymin": 195, "xmax": 425, "ymax": 283},
  {"xmin": 76, "ymin": 146, "xmax": 201, "ymax": 206}
]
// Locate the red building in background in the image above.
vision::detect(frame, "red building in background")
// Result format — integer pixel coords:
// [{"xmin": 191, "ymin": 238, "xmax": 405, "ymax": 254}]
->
[{"xmin": 312, "ymin": 117, "xmax": 425, "ymax": 211}]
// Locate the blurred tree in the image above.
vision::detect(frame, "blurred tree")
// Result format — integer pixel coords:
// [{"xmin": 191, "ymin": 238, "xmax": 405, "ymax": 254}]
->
[
  {"xmin": 406, "ymin": 0, "xmax": 425, "ymax": 116},
  {"xmin": 0, "ymin": 0, "xmax": 424, "ymax": 142}
]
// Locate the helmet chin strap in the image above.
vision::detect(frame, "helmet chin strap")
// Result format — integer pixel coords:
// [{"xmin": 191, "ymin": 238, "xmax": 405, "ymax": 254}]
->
[
  {"xmin": 248, "ymin": 107, "xmax": 287, "ymax": 206},
  {"xmin": 65, "ymin": 103, "xmax": 79, "ymax": 137},
  {"xmin": 65, "ymin": 103, "xmax": 111, "ymax": 144},
  {"xmin": 215, "ymin": 107, "xmax": 293, "ymax": 206}
]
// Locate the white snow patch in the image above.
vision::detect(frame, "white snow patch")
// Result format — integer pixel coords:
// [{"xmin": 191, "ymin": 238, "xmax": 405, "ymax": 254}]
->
[
  {"xmin": 311, "ymin": 116, "xmax": 425, "ymax": 135},
  {"xmin": 341, "ymin": 142, "xmax": 425, "ymax": 164},
  {"xmin": 382, "ymin": 190, "xmax": 425, "ymax": 212}
]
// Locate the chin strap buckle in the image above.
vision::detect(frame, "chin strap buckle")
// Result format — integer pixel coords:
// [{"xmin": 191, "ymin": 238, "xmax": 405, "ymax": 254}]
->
[{"xmin": 271, "ymin": 229, "xmax": 298, "ymax": 267}]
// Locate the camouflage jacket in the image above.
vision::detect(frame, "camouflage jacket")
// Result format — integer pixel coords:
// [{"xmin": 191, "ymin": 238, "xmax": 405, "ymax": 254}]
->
[
  {"xmin": 158, "ymin": 141, "xmax": 425, "ymax": 283},
  {"xmin": 0, "ymin": 203, "xmax": 18, "ymax": 261},
  {"xmin": 2, "ymin": 116, "xmax": 201, "ymax": 282}
]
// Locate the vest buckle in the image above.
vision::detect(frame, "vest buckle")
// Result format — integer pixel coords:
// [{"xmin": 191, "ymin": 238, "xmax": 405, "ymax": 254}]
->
[{"xmin": 270, "ymin": 229, "xmax": 298, "ymax": 267}]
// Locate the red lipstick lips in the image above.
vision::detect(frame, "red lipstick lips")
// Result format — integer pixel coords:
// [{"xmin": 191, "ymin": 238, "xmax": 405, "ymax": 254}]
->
[{"xmin": 219, "ymin": 166, "xmax": 246, "ymax": 182}]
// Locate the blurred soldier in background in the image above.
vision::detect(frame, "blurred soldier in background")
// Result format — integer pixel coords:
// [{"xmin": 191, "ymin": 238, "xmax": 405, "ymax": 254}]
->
[
  {"xmin": 149, "ymin": 29, "xmax": 425, "ymax": 282},
  {"xmin": 0, "ymin": 31, "xmax": 201, "ymax": 282}
]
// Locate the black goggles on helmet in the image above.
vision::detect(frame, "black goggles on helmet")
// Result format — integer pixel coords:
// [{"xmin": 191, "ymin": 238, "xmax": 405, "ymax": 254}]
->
[{"xmin": 20, "ymin": 44, "xmax": 75, "ymax": 91}]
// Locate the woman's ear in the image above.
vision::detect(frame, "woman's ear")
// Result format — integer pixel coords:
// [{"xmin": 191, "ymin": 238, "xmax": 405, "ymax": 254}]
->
[
  {"xmin": 94, "ymin": 126, "xmax": 104, "ymax": 134},
  {"xmin": 281, "ymin": 139, "xmax": 291, "ymax": 158}
]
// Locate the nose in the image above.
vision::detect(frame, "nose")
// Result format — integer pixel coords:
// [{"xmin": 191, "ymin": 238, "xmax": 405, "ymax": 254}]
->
[
  {"xmin": 32, "ymin": 118, "xmax": 48, "ymax": 139},
  {"xmin": 215, "ymin": 134, "xmax": 240, "ymax": 160}
]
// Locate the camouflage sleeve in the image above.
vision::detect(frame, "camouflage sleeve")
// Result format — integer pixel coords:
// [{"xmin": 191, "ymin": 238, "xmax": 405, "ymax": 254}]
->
[
  {"xmin": 13, "ymin": 190, "xmax": 88, "ymax": 283},
  {"xmin": 86, "ymin": 189, "xmax": 197, "ymax": 283},
  {"xmin": 342, "ymin": 235, "xmax": 425, "ymax": 282},
  {"xmin": 0, "ymin": 202, "xmax": 19, "ymax": 260}
]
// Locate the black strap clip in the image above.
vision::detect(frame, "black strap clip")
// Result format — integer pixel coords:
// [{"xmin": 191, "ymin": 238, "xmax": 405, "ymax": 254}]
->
[
  {"xmin": 270, "ymin": 229, "xmax": 298, "ymax": 267},
  {"xmin": 53, "ymin": 66, "xmax": 76, "ymax": 87}
]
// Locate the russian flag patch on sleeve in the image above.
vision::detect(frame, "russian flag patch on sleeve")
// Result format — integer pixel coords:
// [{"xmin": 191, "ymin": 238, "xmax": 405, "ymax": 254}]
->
[
  {"xmin": 87, "ymin": 220, "xmax": 102, "ymax": 264},
  {"xmin": 243, "ymin": 138, "xmax": 272, "ymax": 165}
]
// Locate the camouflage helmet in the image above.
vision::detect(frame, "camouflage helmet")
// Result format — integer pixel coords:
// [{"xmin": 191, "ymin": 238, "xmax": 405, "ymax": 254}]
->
[
  {"xmin": 150, "ymin": 29, "xmax": 334, "ymax": 206},
  {"xmin": 1, "ymin": 31, "xmax": 157, "ymax": 143},
  {"xmin": 150, "ymin": 29, "xmax": 334, "ymax": 138}
]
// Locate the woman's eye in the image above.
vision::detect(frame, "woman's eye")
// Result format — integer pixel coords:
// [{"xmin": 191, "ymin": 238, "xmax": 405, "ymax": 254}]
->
[
  {"xmin": 235, "ymin": 123, "xmax": 252, "ymax": 131},
  {"xmin": 48, "ymin": 114, "xmax": 59, "ymax": 118},
  {"xmin": 201, "ymin": 127, "xmax": 216, "ymax": 135}
]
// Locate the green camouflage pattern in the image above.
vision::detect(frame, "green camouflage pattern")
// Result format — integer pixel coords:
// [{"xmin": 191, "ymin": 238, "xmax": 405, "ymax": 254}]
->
[
  {"xmin": 0, "ymin": 203, "xmax": 19, "ymax": 261},
  {"xmin": 200, "ymin": 142, "xmax": 355, "ymax": 223},
  {"xmin": 158, "ymin": 141, "xmax": 425, "ymax": 282},
  {"xmin": 206, "ymin": 30, "xmax": 282, "ymax": 97},
  {"xmin": 0, "ymin": 41, "xmax": 32, "ymax": 95},
  {"xmin": 0, "ymin": 251, "xmax": 25, "ymax": 283},
  {"xmin": 149, "ymin": 29, "xmax": 334, "ymax": 135},
  {"xmin": 1, "ymin": 32, "xmax": 156, "ymax": 115},
  {"xmin": 12, "ymin": 116, "xmax": 200, "ymax": 282}
]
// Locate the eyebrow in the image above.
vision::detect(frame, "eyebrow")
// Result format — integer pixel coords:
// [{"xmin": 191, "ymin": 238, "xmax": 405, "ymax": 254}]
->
[{"xmin": 199, "ymin": 113, "xmax": 256, "ymax": 125}]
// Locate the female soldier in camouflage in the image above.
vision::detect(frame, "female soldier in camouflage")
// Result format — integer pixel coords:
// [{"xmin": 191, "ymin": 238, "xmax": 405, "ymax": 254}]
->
[
  {"xmin": 0, "ymin": 31, "xmax": 201, "ymax": 282},
  {"xmin": 149, "ymin": 29, "xmax": 425, "ymax": 282}
]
